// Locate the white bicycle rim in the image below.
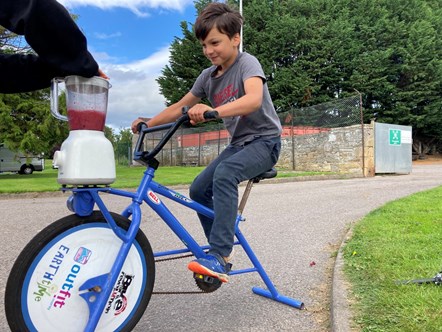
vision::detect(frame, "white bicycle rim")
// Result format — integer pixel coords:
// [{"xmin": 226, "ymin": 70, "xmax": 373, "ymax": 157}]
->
[{"xmin": 21, "ymin": 222, "xmax": 147, "ymax": 332}]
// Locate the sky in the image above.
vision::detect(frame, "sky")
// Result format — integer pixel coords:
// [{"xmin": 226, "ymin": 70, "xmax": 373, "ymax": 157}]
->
[{"xmin": 58, "ymin": 0, "xmax": 200, "ymax": 131}]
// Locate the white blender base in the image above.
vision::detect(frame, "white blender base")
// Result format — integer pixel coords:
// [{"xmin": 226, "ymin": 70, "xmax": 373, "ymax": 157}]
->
[{"xmin": 54, "ymin": 130, "xmax": 116, "ymax": 185}]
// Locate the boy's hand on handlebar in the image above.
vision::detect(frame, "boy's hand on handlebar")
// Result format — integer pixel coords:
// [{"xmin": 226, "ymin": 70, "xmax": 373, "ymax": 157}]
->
[
  {"xmin": 131, "ymin": 117, "xmax": 149, "ymax": 133},
  {"xmin": 188, "ymin": 104, "xmax": 215, "ymax": 125}
]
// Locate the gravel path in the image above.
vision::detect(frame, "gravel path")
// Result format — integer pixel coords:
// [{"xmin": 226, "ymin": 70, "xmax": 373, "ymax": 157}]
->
[{"xmin": 1, "ymin": 162, "xmax": 441, "ymax": 331}]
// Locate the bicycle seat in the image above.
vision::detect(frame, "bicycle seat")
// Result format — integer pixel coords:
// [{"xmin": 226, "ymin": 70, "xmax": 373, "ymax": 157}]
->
[{"xmin": 252, "ymin": 168, "xmax": 277, "ymax": 183}]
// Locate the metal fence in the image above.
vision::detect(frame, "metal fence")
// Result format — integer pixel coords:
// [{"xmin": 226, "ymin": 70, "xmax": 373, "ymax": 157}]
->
[
  {"xmin": 281, "ymin": 95, "xmax": 362, "ymax": 130},
  {"xmin": 277, "ymin": 94, "xmax": 365, "ymax": 171},
  {"xmin": 115, "ymin": 142, "xmax": 132, "ymax": 166},
  {"xmin": 123, "ymin": 94, "xmax": 365, "ymax": 172}
]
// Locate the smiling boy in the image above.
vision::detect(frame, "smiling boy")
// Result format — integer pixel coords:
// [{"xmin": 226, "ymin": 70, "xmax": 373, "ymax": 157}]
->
[{"xmin": 132, "ymin": 2, "xmax": 282, "ymax": 282}]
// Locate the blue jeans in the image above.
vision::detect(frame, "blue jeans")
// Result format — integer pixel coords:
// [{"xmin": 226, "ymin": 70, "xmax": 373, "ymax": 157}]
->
[{"xmin": 189, "ymin": 136, "xmax": 281, "ymax": 258}]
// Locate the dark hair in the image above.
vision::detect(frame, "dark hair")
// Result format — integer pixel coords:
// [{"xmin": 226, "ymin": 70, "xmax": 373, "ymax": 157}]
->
[{"xmin": 194, "ymin": 2, "xmax": 243, "ymax": 41}]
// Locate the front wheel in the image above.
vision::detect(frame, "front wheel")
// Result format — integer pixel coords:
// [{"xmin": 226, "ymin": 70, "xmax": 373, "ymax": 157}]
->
[{"xmin": 5, "ymin": 211, "xmax": 155, "ymax": 332}]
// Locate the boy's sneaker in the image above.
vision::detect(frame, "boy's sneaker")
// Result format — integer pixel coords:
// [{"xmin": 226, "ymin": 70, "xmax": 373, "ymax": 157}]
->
[{"xmin": 188, "ymin": 253, "xmax": 231, "ymax": 283}]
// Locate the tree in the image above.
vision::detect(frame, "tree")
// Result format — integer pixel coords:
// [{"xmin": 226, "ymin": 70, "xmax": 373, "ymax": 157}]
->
[
  {"xmin": 156, "ymin": 0, "xmax": 213, "ymax": 106},
  {"xmin": 0, "ymin": 91, "xmax": 69, "ymax": 157},
  {"xmin": 156, "ymin": 20, "xmax": 209, "ymax": 106},
  {"xmin": 113, "ymin": 128, "xmax": 133, "ymax": 165},
  {"xmin": 157, "ymin": 0, "xmax": 442, "ymax": 152},
  {"xmin": 0, "ymin": 15, "xmax": 78, "ymax": 157},
  {"xmin": 347, "ymin": 0, "xmax": 442, "ymax": 149}
]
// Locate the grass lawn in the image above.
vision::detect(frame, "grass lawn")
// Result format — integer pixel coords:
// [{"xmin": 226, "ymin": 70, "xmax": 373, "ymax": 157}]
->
[
  {"xmin": 0, "ymin": 164, "xmax": 204, "ymax": 193},
  {"xmin": 343, "ymin": 186, "xmax": 442, "ymax": 331},
  {"xmin": 0, "ymin": 160, "xmax": 334, "ymax": 194}
]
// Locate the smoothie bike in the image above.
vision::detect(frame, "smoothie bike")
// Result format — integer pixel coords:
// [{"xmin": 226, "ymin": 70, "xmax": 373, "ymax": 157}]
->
[{"xmin": 4, "ymin": 76, "xmax": 304, "ymax": 331}]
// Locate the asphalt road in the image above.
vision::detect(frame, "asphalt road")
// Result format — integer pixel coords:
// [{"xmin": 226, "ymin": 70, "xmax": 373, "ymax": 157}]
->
[{"xmin": 1, "ymin": 163, "xmax": 442, "ymax": 332}]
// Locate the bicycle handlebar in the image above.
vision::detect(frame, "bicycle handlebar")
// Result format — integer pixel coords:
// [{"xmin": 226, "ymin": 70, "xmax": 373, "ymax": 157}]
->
[{"xmin": 134, "ymin": 109, "xmax": 219, "ymax": 166}]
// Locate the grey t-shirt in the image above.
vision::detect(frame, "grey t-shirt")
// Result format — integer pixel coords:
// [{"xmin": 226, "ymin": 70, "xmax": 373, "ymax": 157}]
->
[{"xmin": 190, "ymin": 52, "xmax": 282, "ymax": 146}]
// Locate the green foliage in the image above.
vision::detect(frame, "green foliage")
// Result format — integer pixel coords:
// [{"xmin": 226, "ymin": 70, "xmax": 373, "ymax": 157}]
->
[
  {"xmin": 2, "ymin": 1, "xmax": 441, "ymax": 150},
  {"xmin": 0, "ymin": 163, "xmax": 207, "ymax": 193},
  {"xmin": 0, "ymin": 92, "xmax": 69, "ymax": 156},
  {"xmin": 116, "ymin": 127, "xmax": 133, "ymax": 145},
  {"xmin": 157, "ymin": 0, "xmax": 442, "ymax": 143},
  {"xmin": 0, "ymin": 23, "xmax": 70, "ymax": 157},
  {"xmin": 113, "ymin": 127, "xmax": 133, "ymax": 165},
  {"xmin": 103, "ymin": 126, "xmax": 116, "ymax": 146},
  {"xmin": 348, "ymin": 0, "xmax": 442, "ymax": 138},
  {"xmin": 0, "ymin": 12, "xmax": 103, "ymax": 156},
  {"xmin": 0, "ymin": 163, "xmax": 325, "ymax": 193},
  {"xmin": 156, "ymin": 20, "xmax": 210, "ymax": 106}
]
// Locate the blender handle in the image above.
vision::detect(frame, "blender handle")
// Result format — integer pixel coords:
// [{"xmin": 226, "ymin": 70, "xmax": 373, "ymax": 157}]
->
[{"xmin": 50, "ymin": 78, "xmax": 68, "ymax": 121}]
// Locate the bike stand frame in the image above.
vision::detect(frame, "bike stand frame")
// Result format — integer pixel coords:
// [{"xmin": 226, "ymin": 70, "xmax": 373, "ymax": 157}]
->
[
  {"xmin": 397, "ymin": 270, "xmax": 442, "ymax": 286},
  {"xmin": 154, "ymin": 176, "xmax": 305, "ymax": 310},
  {"xmin": 70, "ymin": 171, "xmax": 303, "ymax": 332}
]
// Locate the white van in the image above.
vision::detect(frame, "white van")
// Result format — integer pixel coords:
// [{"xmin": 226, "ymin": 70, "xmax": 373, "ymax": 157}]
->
[{"xmin": 0, "ymin": 143, "xmax": 44, "ymax": 175}]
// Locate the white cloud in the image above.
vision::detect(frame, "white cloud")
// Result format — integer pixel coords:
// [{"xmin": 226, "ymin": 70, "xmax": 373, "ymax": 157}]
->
[
  {"xmin": 94, "ymin": 32, "xmax": 123, "ymax": 40},
  {"xmin": 59, "ymin": 0, "xmax": 194, "ymax": 16},
  {"xmin": 89, "ymin": 51, "xmax": 120, "ymax": 63},
  {"xmin": 55, "ymin": 0, "xmax": 195, "ymax": 132},
  {"xmin": 98, "ymin": 46, "xmax": 171, "ymax": 130}
]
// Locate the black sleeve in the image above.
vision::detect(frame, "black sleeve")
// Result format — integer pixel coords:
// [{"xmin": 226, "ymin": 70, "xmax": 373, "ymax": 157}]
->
[
  {"xmin": 0, "ymin": 0, "xmax": 99, "ymax": 93},
  {"xmin": 0, "ymin": 54, "xmax": 62, "ymax": 93}
]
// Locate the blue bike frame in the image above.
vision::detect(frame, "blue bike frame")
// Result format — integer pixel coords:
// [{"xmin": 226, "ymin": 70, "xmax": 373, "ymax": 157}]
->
[{"xmin": 66, "ymin": 114, "xmax": 304, "ymax": 331}]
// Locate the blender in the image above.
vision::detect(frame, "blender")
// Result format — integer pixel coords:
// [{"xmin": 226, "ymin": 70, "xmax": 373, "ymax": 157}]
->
[{"xmin": 51, "ymin": 76, "xmax": 116, "ymax": 185}]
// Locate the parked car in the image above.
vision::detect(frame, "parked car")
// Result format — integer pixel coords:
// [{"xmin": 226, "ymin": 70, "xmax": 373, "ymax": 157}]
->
[{"xmin": 0, "ymin": 143, "xmax": 44, "ymax": 175}]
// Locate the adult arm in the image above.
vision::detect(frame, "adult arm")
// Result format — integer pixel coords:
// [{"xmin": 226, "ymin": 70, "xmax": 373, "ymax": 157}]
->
[{"xmin": 0, "ymin": 0, "xmax": 99, "ymax": 93}]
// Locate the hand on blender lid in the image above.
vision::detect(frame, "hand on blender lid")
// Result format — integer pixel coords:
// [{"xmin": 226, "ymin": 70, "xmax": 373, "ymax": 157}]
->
[{"xmin": 98, "ymin": 69, "xmax": 109, "ymax": 80}]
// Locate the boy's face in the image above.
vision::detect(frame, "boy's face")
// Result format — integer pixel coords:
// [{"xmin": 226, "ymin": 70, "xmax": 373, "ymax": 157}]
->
[{"xmin": 200, "ymin": 27, "xmax": 240, "ymax": 70}]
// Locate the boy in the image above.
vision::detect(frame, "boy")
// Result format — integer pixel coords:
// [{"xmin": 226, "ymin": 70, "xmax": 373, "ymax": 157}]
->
[{"xmin": 131, "ymin": 2, "xmax": 281, "ymax": 283}]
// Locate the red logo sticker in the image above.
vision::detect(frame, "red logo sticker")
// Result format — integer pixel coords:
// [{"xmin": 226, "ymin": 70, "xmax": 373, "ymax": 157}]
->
[{"xmin": 148, "ymin": 190, "xmax": 160, "ymax": 205}]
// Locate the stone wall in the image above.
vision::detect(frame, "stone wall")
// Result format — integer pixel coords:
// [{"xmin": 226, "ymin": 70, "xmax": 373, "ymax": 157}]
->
[
  {"xmin": 133, "ymin": 122, "xmax": 375, "ymax": 176},
  {"xmin": 278, "ymin": 123, "xmax": 374, "ymax": 176}
]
